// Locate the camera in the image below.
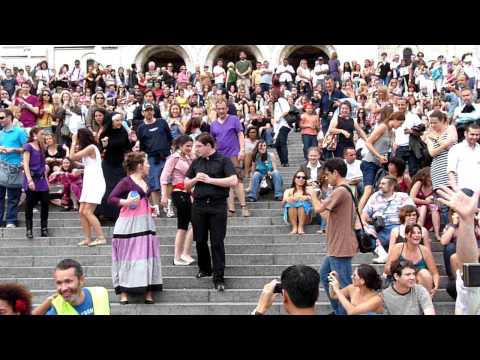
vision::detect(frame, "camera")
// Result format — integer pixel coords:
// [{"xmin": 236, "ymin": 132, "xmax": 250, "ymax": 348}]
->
[
  {"xmin": 372, "ymin": 215, "xmax": 385, "ymax": 232},
  {"xmin": 463, "ymin": 263, "xmax": 480, "ymax": 287},
  {"xmin": 273, "ymin": 282, "xmax": 283, "ymax": 294}
]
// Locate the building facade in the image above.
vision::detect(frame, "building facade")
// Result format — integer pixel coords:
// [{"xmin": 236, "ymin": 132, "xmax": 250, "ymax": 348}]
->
[{"xmin": 1, "ymin": 45, "xmax": 478, "ymax": 71}]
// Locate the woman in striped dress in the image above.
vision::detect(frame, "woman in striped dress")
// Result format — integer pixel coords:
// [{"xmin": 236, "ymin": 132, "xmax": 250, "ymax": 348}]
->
[
  {"xmin": 425, "ymin": 110, "xmax": 457, "ymax": 191},
  {"xmin": 108, "ymin": 152, "xmax": 163, "ymax": 305}
]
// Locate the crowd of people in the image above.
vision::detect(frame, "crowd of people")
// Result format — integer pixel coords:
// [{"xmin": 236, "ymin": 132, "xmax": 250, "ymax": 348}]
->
[{"xmin": 0, "ymin": 48, "xmax": 479, "ymax": 315}]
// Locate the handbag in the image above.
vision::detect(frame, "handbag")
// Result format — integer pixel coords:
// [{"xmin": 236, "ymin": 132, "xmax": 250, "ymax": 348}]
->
[
  {"xmin": 340, "ymin": 185, "xmax": 375, "ymax": 253},
  {"xmin": 0, "ymin": 161, "xmax": 23, "ymax": 189},
  {"xmin": 259, "ymin": 175, "xmax": 273, "ymax": 195},
  {"xmin": 322, "ymin": 132, "xmax": 338, "ymax": 151}
]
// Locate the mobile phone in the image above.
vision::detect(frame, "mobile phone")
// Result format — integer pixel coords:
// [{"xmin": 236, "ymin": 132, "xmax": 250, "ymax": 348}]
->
[{"xmin": 273, "ymin": 283, "xmax": 283, "ymax": 294}]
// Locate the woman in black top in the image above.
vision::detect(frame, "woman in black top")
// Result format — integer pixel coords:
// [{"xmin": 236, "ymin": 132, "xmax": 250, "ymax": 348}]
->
[
  {"xmin": 44, "ymin": 133, "xmax": 67, "ymax": 175},
  {"xmin": 96, "ymin": 112, "xmax": 134, "ymax": 221},
  {"xmin": 329, "ymin": 101, "xmax": 367, "ymax": 158}
]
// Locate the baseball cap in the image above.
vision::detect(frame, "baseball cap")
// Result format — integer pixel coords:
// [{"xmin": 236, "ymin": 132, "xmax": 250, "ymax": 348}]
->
[{"xmin": 142, "ymin": 102, "xmax": 154, "ymax": 111}]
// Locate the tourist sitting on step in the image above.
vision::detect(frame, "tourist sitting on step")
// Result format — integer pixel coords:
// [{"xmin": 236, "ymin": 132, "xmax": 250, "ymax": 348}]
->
[
  {"xmin": 48, "ymin": 157, "xmax": 83, "ymax": 211},
  {"xmin": 0, "ymin": 282, "xmax": 32, "ymax": 315},
  {"xmin": 328, "ymin": 264, "xmax": 384, "ymax": 315},
  {"xmin": 246, "ymin": 140, "xmax": 283, "ymax": 202},
  {"xmin": 251, "ymin": 265, "xmax": 319, "ymax": 315},
  {"xmin": 34, "ymin": 259, "xmax": 110, "ymax": 315},
  {"xmin": 385, "ymin": 224, "xmax": 440, "ymax": 298},
  {"xmin": 282, "ymin": 170, "xmax": 312, "ymax": 235}
]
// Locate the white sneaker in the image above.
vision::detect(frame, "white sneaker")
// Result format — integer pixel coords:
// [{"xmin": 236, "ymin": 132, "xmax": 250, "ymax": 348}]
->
[
  {"xmin": 166, "ymin": 208, "xmax": 175, "ymax": 218},
  {"xmin": 372, "ymin": 245, "xmax": 389, "ymax": 264},
  {"xmin": 6, "ymin": 223, "xmax": 16, "ymax": 229},
  {"xmin": 173, "ymin": 258, "xmax": 190, "ymax": 266}
]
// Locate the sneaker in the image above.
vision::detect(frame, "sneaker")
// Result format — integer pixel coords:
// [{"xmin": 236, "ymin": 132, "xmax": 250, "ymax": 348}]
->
[
  {"xmin": 166, "ymin": 208, "xmax": 175, "ymax": 218},
  {"xmin": 372, "ymin": 245, "xmax": 389, "ymax": 264},
  {"xmin": 241, "ymin": 206, "xmax": 250, "ymax": 217},
  {"xmin": 173, "ymin": 258, "xmax": 190, "ymax": 266},
  {"xmin": 214, "ymin": 281, "xmax": 225, "ymax": 292},
  {"xmin": 6, "ymin": 223, "xmax": 16, "ymax": 229}
]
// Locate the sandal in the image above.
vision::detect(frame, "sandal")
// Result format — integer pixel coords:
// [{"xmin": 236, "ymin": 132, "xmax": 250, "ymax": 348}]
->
[
  {"xmin": 88, "ymin": 238, "xmax": 107, "ymax": 247},
  {"xmin": 78, "ymin": 240, "xmax": 91, "ymax": 246}
]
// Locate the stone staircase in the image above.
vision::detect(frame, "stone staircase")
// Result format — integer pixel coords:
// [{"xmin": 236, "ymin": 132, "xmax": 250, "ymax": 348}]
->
[{"xmin": 0, "ymin": 131, "xmax": 455, "ymax": 315}]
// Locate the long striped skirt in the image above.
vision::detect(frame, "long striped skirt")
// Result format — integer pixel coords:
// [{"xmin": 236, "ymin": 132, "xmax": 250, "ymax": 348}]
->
[{"xmin": 111, "ymin": 198, "xmax": 163, "ymax": 295}]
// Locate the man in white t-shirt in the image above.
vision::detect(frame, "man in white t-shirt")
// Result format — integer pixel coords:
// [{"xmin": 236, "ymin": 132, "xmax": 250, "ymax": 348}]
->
[
  {"xmin": 312, "ymin": 57, "xmax": 330, "ymax": 89},
  {"xmin": 393, "ymin": 97, "xmax": 422, "ymax": 176},
  {"xmin": 437, "ymin": 184, "xmax": 480, "ymax": 315},
  {"xmin": 275, "ymin": 59, "xmax": 295, "ymax": 90},
  {"xmin": 213, "ymin": 59, "xmax": 226, "ymax": 91},
  {"xmin": 343, "ymin": 147, "xmax": 363, "ymax": 198}
]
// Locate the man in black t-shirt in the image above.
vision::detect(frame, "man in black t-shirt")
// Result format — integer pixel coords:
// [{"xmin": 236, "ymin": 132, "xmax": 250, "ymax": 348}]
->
[{"xmin": 185, "ymin": 133, "xmax": 238, "ymax": 291}]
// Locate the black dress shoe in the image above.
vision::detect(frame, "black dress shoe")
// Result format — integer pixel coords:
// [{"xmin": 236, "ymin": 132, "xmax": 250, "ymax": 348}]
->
[
  {"xmin": 144, "ymin": 299, "xmax": 155, "ymax": 304},
  {"xmin": 214, "ymin": 281, "xmax": 225, "ymax": 292},
  {"xmin": 196, "ymin": 271, "xmax": 212, "ymax": 279},
  {"xmin": 41, "ymin": 228, "xmax": 48, "ymax": 237},
  {"xmin": 119, "ymin": 300, "xmax": 129, "ymax": 305},
  {"xmin": 26, "ymin": 229, "xmax": 33, "ymax": 239}
]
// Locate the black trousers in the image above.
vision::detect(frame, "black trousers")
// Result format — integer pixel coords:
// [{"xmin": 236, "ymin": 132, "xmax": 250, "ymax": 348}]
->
[
  {"xmin": 275, "ymin": 126, "xmax": 291, "ymax": 165},
  {"xmin": 191, "ymin": 199, "xmax": 227, "ymax": 282},
  {"xmin": 25, "ymin": 190, "xmax": 49, "ymax": 230}
]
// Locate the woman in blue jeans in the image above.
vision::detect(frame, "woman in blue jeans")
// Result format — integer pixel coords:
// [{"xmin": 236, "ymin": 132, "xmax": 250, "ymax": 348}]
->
[{"xmin": 247, "ymin": 141, "xmax": 283, "ymax": 202}]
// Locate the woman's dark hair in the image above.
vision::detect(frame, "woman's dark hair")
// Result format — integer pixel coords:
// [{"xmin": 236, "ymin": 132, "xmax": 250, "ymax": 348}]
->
[
  {"xmin": 410, "ymin": 167, "xmax": 431, "ymax": 190},
  {"xmin": 173, "ymin": 134, "xmax": 193, "ymax": 151},
  {"xmin": 123, "ymin": 151, "xmax": 146, "ymax": 174},
  {"xmin": 27, "ymin": 127, "xmax": 43, "ymax": 143},
  {"xmin": 61, "ymin": 157, "xmax": 74, "ymax": 172},
  {"xmin": 93, "ymin": 108, "xmax": 108, "ymax": 127},
  {"xmin": 388, "ymin": 157, "xmax": 406, "ymax": 177},
  {"xmin": 247, "ymin": 126, "xmax": 259, "ymax": 139},
  {"xmin": 0, "ymin": 282, "xmax": 32, "ymax": 315},
  {"xmin": 356, "ymin": 264, "xmax": 382, "ymax": 291},
  {"xmin": 77, "ymin": 128, "xmax": 98, "ymax": 150},
  {"xmin": 40, "ymin": 90, "xmax": 53, "ymax": 106},
  {"xmin": 343, "ymin": 62, "xmax": 352, "ymax": 73},
  {"xmin": 252, "ymin": 140, "xmax": 268, "ymax": 162},
  {"xmin": 290, "ymin": 170, "xmax": 308, "ymax": 195},
  {"xmin": 185, "ymin": 117, "xmax": 202, "ymax": 135},
  {"xmin": 339, "ymin": 101, "xmax": 352, "ymax": 113},
  {"xmin": 195, "ymin": 132, "xmax": 215, "ymax": 147},
  {"xmin": 405, "ymin": 223, "xmax": 422, "ymax": 238}
]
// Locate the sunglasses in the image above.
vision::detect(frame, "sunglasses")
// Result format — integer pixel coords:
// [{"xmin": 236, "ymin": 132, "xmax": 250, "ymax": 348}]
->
[{"xmin": 296, "ymin": 176, "xmax": 306, "ymax": 180}]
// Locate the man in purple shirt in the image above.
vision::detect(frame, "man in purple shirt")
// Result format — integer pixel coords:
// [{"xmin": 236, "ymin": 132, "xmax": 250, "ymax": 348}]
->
[
  {"xmin": 210, "ymin": 99, "xmax": 250, "ymax": 217},
  {"xmin": 14, "ymin": 82, "xmax": 39, "ymax": 130}
]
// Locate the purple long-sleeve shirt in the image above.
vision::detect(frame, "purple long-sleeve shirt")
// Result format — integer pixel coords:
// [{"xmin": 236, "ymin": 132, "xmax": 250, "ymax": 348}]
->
[{"xmin": 108, "ymin": 176, "xmax": 150, "ymax": 207}]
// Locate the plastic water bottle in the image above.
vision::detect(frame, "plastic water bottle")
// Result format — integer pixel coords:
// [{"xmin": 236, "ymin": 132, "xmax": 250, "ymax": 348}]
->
[{"xmin": 128, "ymin": 191, "xmax": 140, "ymax": 209}]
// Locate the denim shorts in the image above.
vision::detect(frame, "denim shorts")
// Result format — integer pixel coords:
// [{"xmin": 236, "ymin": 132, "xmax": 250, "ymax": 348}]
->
[
  {"xmin": 147, "ymin": 156, "xmax": 165, "ymax": 192},
  {"xmin": 360, "ymin": 161, "xmax": 380, "ymax": 187}
]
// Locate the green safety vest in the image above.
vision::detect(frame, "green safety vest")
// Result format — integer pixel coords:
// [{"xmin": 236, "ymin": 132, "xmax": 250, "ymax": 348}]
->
[{"xmin": 51, "ymin": 287, "xmax": 110, "ymax": 315}]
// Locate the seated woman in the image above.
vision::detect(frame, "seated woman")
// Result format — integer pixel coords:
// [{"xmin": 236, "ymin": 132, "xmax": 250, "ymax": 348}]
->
[
  {"xmin": 244, "ymin": 127, "xmax": 259, "ymax": 178},
  {"xmin": 44, "ymin": 132, "xmax": 68, "ymax": 176},
  {"xmin": 247, "ymin": 140, "xmax": 283, "ymax": 202},
  {"xmin": 409, "ymin": 167, "xmax": 441, "ymax": 241},
  {"xmin": 48, "ymin": 158, "xmax": 83, "ymax": 211},
  {"xmin": 388, "ymin": 205, "xmax": 432, "ymax": 253},
  {"xmin": 282, "ymin": 170, "xmax": 312, "ymax": 235},
  {"xmin": 328, "ymin": 264, "xmax": 384, "ymax": 315},
  {"xmin": 387, "ymin": 157, "xmax": 411, "ymax": 193},
  {"xmin": 385, "ymin": 224, "xmax": 440, "ymax": 297}
]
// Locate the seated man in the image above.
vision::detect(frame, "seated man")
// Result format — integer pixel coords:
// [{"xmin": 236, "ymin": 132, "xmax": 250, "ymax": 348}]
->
[
  {"xmin": 382, "ymin": 259, "xmax": 435, "ymax": 315},
  {"xmin": 343, "ymin": 147, "xmax": 364, "ymax": 199},
  {"xmin": 34, "ymin": 259, "xmax": 110, "ymax": 315},
  {"xmin": 361, "ymin": 175, "xmax": 415, "ymax": 263},
  {"xmin": 251, "ymin": 265, "xmax": 320, "ymax": 315},
  {"xmin": 298, "ymin": 146, "xmax": 323, "ymax": 188}
]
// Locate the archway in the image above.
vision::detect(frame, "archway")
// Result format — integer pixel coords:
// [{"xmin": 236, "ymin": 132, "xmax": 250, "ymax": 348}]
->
[
  {"xmin": 278, "ymin": 45, "xmax": 335, "ymax": 70},
  {"xmin": 134, "ymin": 45, "xmax": 192, "ymax": 73},
  {"xmin": 205, "ymin": 45, "xmax": 263, "ymax": 69}
]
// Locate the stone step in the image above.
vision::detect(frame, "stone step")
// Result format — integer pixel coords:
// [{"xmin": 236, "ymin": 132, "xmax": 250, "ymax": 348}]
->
[
  {"xmin": 3, "ymin": 275, "xmax": 453, "ymax": 291},
  {"xmin": 27, "ymin": 288, "xmax": 455, "ymax": 305},
  {"xmin": 0, "ymin": 261, "xmax": 448, "ymax": 277},
  {"xmin": 106, "ymin": 302, "xmax": 455, "ymax": 315}
]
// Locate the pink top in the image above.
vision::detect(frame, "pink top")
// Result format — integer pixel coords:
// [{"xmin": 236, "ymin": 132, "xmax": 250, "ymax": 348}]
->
[
  {"xmin": 177, "ymin": 72, "xmax": 189, "ymax": 84},
  {"xmin": 160, "ymin": 151, "xmax": 194, "ymax": 186}
]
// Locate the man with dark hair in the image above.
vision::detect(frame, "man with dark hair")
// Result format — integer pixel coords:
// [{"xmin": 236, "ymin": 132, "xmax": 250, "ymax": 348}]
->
[
  {"xmin": 185, "ymin": 133, "xmax": 239, "ymax": 291},
  {"xmin": 35, "ymin": 259, "xmax": 110, "ymax": 315},
  {"xmin": 382, "ymin": 260, "xmax": 435, "ymax": 315},
  {"xmin": 309, "ymin": 158, "xmax": 358, "ymax": 315},
  {"xmin": 453, "ymin": 89, "xmax": 480, "ymax": 142},
  {"xmin": 251, "ymin": 265, "xmax": 320, "ymax": 315},
  {"xmin": 362, "ymin": 175, "xmax": 415, "ymax": 263}
]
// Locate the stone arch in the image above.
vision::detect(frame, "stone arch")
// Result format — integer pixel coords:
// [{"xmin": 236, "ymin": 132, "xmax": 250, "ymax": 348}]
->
[
  {"xmin": 80, "ymin": 52, "xmax": 97, "ymax": 69},
  {"xmin": 204, "ymin": 45, "xmax": 264, "ymax": 68},
  {"xmin": 134, "ymin": 45, "xmax": 193, "ymax": 72},
  {"xmin": 277, "ymin": 45, "xmax": 336, "ymax": 69}
]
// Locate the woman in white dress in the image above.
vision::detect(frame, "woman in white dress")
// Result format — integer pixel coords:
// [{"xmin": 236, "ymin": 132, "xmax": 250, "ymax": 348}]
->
[{"xmin": 70, "ymin": 128, "xmax": 106, "ymax": 247}]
